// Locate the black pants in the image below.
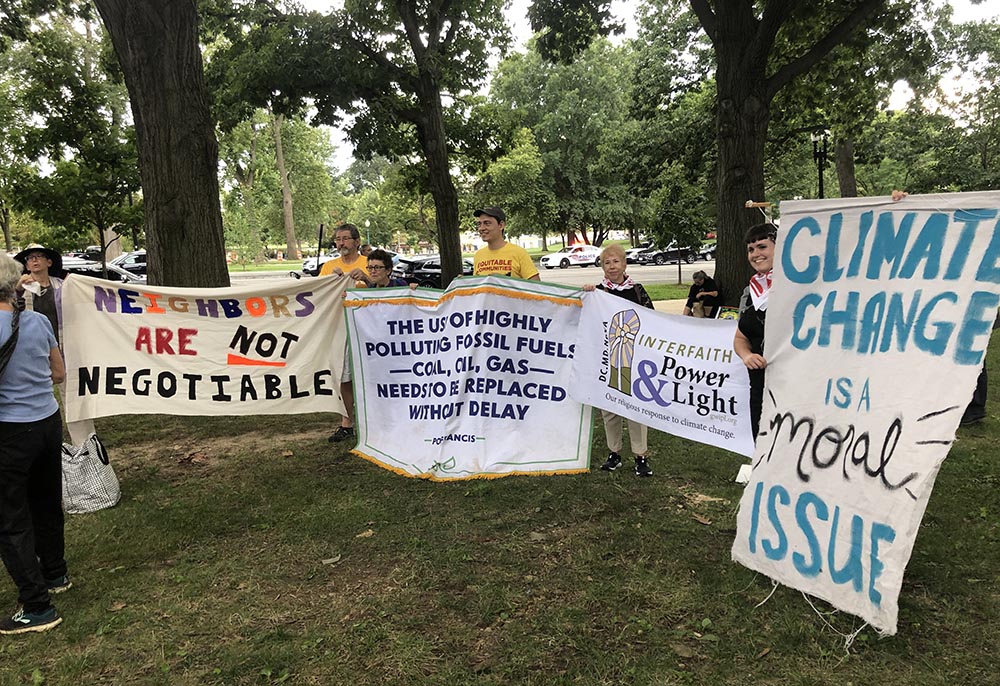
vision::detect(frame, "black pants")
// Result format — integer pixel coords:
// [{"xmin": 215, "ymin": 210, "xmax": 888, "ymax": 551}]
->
[
  {"xmin": 0, "ymin": 411, "xmax": 66, "ymax": 612},
  {"xmin": 748, "ymin": 368, "xmax": 765, "ymax": 439},
  {"xmin": 963, "ymin": 367, "xmax": 988, "ymax": 422}
]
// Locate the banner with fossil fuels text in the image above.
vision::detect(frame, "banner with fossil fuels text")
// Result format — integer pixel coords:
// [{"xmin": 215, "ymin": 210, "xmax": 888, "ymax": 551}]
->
[{"xmin": 344, "ymin": 276, "xmax": 593, "ymax": 479}]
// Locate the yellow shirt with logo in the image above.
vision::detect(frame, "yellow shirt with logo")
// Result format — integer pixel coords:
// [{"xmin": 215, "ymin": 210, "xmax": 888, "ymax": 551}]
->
[{"xmin": 473, "ymin": 243, "xmax": 538, "ymax": 280}]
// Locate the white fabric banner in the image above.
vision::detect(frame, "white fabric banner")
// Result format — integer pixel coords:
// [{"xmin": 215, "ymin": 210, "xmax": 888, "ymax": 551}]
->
[
  {"xmin": 345, "ymin": 276, "xmax": 593, "ymax": 479},
  {"xmin": 732, "ymin": 191, "xmax": 1000, "ymax": 634},
  {"xmin": 61, "ymin": 274, "xmax": 349, "ymax": 420},
  {"xmin": 571, "ymin": 289, "xmax": 755, "ymax": 457}
]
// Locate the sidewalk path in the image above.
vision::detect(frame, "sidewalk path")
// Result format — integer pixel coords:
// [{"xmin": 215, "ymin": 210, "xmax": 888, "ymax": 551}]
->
[{"xmin": 652, "ymin": 299, "xmax": 687, "ymax": 315}]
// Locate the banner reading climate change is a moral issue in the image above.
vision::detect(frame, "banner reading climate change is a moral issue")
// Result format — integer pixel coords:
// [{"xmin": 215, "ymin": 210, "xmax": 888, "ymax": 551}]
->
[
  {"xmin": 571, "ymin": 289, "xmax": 755, "ymax": 457},
  {"xmin": 345, "ymin": 276, "xmax": 593, "ymax": 479},
  {"xmin": 732, "ymin": 191, "xmax": 1000, "ymax": 635},
  {"xmin": 61, "ymin": 274, "xmax": 350, "ymax": 421}
]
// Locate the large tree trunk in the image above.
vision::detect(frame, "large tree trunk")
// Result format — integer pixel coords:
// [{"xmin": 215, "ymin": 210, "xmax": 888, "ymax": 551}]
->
[
  {"xmin": 93, "ymin": 0, "xmax": 229, "ymax": 287},
  {"xmin": 836, "ymin": 136, "xmax": 858, "ymax": 197},
  {"xmin": 271, "ymin": 113, "xmax": 298, "ymax": 261},
  {"xmin": 415, "ymin": 76, "xmax": 462, "ymax": 286},
  {"xmin": 712, "ymin": 8, "xmax": 769, "ymax": 305},
  {"xmin": 691, "ymin": 0, "xmax": 885, "ymax": 305}
]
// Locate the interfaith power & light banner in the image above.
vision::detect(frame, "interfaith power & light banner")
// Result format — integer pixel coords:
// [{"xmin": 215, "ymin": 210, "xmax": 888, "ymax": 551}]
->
[
  {"xmin": 732, "ymin": 191, "xmax": 1000, "ymax": 634},
  {"xmin": 571, "ymin": 289, "xmax": 755, "ymax": 457},
  {"xmin": 61, "ymin": 274, "xmax": 349, "ymax": 421},
  {"xmin": 344, "ymin": 276, "xmax": 593, "ymax": 479}
]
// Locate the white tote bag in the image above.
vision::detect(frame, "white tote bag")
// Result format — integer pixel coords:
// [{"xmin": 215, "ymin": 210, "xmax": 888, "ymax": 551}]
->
[{"xmin": 61, "ymin": 433, "xmax": 121, "ymax": 514}]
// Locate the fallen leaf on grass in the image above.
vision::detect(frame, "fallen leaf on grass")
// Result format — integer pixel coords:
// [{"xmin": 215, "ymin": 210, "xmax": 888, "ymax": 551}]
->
[
  {"xmin": 756, "ymin": 647, "xmax": 771, "ymax": 659},
  {"xmin": 280, "ymin": 450, "xmax": 294, "ymax": 458},
  {"xmin": 692, "ymin": 514, "xmax": 712, "ymax": 526},
  {"xmin": 321, "ymin": 555, "xmax": 342, "ymax": 565},
  {"xmin": 109, "ymin": 602, "xmax": 127, "ymax": 612},
  {"xmin": 529, "ymin": 532, "xmax": 547, "ymax": 542},
  {"xmin": 178, "ymin": 451, "xmax": 208, "ymax": 465},
  {"xmin": 670, "ymin": 643, "xmax": 694, "ymax": 658},
  {"xmin": 355, "ymin": 529, "xmax": 375, "ymax": 539}
]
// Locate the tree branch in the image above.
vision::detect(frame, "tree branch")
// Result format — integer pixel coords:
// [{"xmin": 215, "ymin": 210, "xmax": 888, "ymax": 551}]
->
[
  {"xmin": 687, "ymin": 0, "xmax": 717, "ymax": 44},
  {"xmin": 754, "ymin": 0, "xmax": 794, "ymax": 60},
  {"xmin": 339, "ymin": 26, "xmax": 419, "ymax": 93},
  {"xmin": 426, "ymin": 0, "xmax": 454, "ymax": 50},
  {"xmin": 764, "ymin": 0, "xmax": 886, "ymax": 100},
  {"xmin": 396, "ymin": 0, "xmax": 427, "ymax": 62}
]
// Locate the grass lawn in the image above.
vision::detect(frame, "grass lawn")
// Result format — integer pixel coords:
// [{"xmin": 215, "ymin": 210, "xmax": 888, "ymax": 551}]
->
[{"xmin": 3, "ymin": 336, "xmax": 997, "ymax": 685}]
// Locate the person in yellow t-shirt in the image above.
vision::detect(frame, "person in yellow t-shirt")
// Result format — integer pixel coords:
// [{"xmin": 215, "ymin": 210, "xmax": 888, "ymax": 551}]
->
[
  {"xmin": 472, "ymin": 207, "xmax": 539, "ymax": 280},
  {"xmin": 320, "ymin": 224, "xmax": 369, "ymax": 444},
  {"xmin": 319, "ymin": 225, "xmax": 368, "ymax": 280}
]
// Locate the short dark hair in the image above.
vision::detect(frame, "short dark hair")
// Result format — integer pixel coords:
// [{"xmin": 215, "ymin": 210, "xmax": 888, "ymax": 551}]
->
[
  {"xmin": 367, "ymin": 249, "xmax": 393, "ymax": 270},
  {"xmin": 745, "ymin": 223, "xmax": 777, "ymax": 244},
  {"xmin": 335, "ymin": 224, "xmax": 361, "ymax": 240}
]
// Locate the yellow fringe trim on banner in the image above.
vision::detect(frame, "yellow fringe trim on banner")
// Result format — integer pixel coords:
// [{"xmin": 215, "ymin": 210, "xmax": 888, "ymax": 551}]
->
[
  {"xmin": 343, "ymin": 297, "xmax": 431, "ymax": 308},
  {"xmin": 344, "ymin": 286, "xmax": 581, "ymax": 310},
  {"xmin": 351, "ymin": 448, "xmax": 590, "ymax": 482},
  {"xmin": 441, "ymin": 286, "xmax": 581, "ymax": 308}
]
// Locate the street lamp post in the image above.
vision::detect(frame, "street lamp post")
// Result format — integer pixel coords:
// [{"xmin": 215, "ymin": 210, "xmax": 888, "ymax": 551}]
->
[{"xmin": 811, "ymin": 130, "xmax": 829, "ymax": 199}]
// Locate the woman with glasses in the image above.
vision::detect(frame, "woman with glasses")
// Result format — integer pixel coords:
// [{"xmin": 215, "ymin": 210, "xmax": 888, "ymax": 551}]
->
[{"xmin": 349, "ymin": 249, "xmax": 408, "ymax": 289}]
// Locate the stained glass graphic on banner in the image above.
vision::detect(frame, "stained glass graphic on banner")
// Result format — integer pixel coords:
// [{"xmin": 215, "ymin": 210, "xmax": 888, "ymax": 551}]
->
[{"xmin": 608, "ymin": 308, "xmax": 640, "ymax": 395}]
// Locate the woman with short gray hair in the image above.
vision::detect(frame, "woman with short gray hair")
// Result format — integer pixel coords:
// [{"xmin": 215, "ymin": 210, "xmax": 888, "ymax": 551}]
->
[{"xmin": 0, "ymin": 252, "xmax": 70, "ymax": 634}]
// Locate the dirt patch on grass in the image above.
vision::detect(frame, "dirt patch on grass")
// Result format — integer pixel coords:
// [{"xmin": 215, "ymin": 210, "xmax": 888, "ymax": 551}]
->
[{"xmin": 113, "ymin": 427, "xmax": 334, "ymax": 483}]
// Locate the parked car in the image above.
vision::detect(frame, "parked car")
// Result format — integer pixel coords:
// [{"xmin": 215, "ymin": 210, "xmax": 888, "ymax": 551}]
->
[
  {"xmin": 393, "ymin": 254, "xmax": 473, "ymax": 288},
  {"xmin": 636, "ymin": 243, "xmax": 699, "ymax": 265},
  {"xmin": 110, "ymin": 249, "xmax": 147, "ymax": 276},
  {"xmin": 62, "ymin": 256, "xmax": 146, "ymax": 284},
  {"xmin": 302, "ymin": 251, "xmax": 339, "ymax": 276},
  {"xmin": 539, "ymin": 244, "xmax": 602, "ymax": 269},
  {"xmin": 625, "ymin": 242, "xmax": 653, "ymax": 264},
  {"xmin": 698, "ymin": 243, "xmax": 716, "ymax": 261}
]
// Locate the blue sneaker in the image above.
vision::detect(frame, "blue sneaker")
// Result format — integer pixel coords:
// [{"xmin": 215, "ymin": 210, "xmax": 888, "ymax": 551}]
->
[
  {"xmin": 0, "ymin": 606, "xmax": 62, "ymax": 635},
  {"xmin": 46, "ymin": 575, "xmax": 72, "ymax": 594}
]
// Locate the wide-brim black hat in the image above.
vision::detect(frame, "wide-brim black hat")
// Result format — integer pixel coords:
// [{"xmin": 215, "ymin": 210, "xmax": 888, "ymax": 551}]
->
[{"xmin": 14, "ymin": 243, "xmax": 64, "ymax": 277}]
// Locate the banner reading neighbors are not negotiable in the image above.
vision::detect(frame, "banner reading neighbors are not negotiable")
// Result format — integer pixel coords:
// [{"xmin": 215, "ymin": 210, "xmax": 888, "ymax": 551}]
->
[
  {"xmin": 732, "ymin": 191, "xmax": 1000, "ymax": 635},
  {"xmin": 344, "ymin": 276, "xmax": 593, "ymax": 479},
  {"xmin": 61, "ymin": 274, "xmax": 349, "ymax": 421}
]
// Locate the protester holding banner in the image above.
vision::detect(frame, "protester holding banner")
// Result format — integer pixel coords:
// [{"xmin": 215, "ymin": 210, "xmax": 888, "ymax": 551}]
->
[
  {"xmin": 14, "ymin": 244, "xmax": 97, "ymax": 448},
  {"xmin": 349, "ymin": 249, "xmax": 408, "ymax": 289},
  {"xmin": 472, "ymin": 207, "xmax": 540, "ymax": 280},
  {"xmin": 583, "ymin": 244, "xmax": 656, "ymax": 476},
  {"xmin": 321, "ymin": 225, "xmax": 369, "ymax": 443},
  {"xmin": 733, "ymin": 223, "xmax": 777, "ymax": 439},
  {"xmin": 0, "ymin": 253, "xmax": 70, "ymax": 635}
]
